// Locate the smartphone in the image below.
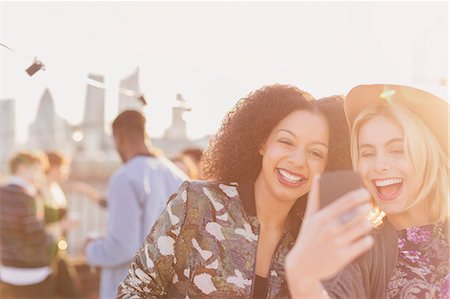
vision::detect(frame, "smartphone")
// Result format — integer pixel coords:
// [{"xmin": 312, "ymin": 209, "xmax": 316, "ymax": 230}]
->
[{"xmin": 319, "ymin": 170, "xmax": 362, "ymax": 209}]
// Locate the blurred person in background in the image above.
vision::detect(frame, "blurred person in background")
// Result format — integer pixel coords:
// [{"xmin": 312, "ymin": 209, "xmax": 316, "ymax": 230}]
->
[
  {"xmin": 182, "ymin": 147, "xmax": 204, "ymax": 177},
  {"xmin": 41, "ymin": 151, "xmax": 81, "ymax": 298},
  {"xmin": 85, "ymin": 110, "xmax": 187, "ymax": 299},
  {"xmin": 42, "ymin": 151, "xmax": 79, "ymax": 241},
  {"xmin": 170, "ymin": 152, "xmax": 200, "ymax": 179},
  {"xmin": 0, "ymin": 151, "xmax": 57, "ymax": 298}
]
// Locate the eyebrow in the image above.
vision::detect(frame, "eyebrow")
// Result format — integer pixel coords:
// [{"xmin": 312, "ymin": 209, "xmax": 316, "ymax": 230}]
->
[
  {"xmin": 359, "ymin": 138, "xmax": 404, "ymax": 149},
  {"xmin": 277, "ymin": 129, "xmax": 329, "ymax": 148}
]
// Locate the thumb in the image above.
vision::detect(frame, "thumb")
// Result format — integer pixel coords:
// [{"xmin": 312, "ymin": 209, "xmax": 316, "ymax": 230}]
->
[{"xmin": 305, "ymin": 174, "xmax": 321, "ymax": 218}]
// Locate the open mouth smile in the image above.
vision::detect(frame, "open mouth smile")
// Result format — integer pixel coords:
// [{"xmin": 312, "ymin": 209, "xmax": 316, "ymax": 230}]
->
[
  {"xmin": 372, "ymin": 178, "xmax": 403, "ymax": 201},
  {"xmin": 276, "ymin": 168, "xmax": 306, "ymax": 188}
]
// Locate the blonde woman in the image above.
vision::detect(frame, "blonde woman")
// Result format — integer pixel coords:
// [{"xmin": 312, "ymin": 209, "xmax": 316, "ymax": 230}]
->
[{"xmin": 286, "ymin": 84, "xmax": 449, "ymax": 298}]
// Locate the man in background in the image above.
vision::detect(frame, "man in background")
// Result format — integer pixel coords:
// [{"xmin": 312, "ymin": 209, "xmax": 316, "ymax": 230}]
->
[
  {"xmin": 85, "ymin": 110, "xmax": 187, "ymax": 298},
  {"xmin": 0, "ymin": 152, "xmax": 57, "ymax": 298}
]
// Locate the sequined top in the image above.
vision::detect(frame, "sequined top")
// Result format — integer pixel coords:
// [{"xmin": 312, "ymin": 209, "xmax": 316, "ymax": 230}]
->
[
  {"xmin": 387, "ymin": 223, "xmax": 449, "ymax": 299},
  {"xmin": 117, "ymin": 181, "xmax": 304, "ymax": 298}
]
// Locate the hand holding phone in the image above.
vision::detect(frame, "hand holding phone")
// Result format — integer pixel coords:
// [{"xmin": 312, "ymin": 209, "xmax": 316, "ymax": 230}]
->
[{"xmin": 286, "ymin": 171, "xmax": 373, "ymax": 296}]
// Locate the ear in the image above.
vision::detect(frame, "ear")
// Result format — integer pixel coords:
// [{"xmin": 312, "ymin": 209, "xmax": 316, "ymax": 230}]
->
[{"xmin": 258, "ymin": 143, "xmax": 266, "ymax": 156}]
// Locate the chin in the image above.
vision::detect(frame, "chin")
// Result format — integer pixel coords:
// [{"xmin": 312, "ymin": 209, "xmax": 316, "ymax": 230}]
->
[
  {"xmin": 277, "ymin": 189, "xmax": 307, "ymax": 202},
  {"xmin": 376, "ymin": 202, "xmax": 404, "ymax": 216}
]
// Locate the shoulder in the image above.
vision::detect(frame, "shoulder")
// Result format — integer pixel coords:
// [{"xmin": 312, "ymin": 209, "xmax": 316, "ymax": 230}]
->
[
  {"xmin": 108, "ymin": 166, "xmax": 130, "ymax": 186},
  {"xmin": 186, "ymin": 180, "xmax": 239, "ymax": 198},
  {"xmin": 124, "ymin": 156, "xmax": 187, "ymax": 180},
  {"xmin": 0, "ymin": 184, "xmax": 33, "ymax": 201},
  {"xmin": 0, "ymin": 185, "xmax": 35, "ymax": 215},
  {"xmin": 174, "ymin": 180, "xmax": 240, "ymax": 209}
]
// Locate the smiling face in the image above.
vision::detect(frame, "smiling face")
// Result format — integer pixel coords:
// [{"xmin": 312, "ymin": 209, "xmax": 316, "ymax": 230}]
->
[
  {"xmin": 357, "ymin": 115, "xmax": 424, "ymax": 220},
  {"xmin": 255, "ymin": 110, "xmax": 329, "ymax": 204}
]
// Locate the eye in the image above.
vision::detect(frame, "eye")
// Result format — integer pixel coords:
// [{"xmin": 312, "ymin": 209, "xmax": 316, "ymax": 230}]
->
[
  {"xmin": 278, "ymin": 139, "xmax": 294, "ymax": 146},
  {"xmin": 360, "ymin": 151, "xmax": 375, "ymax": 158},
  {"xmin": 390, "ymin": 148, "xmax": 404, "ymax": 154},
  {"xmin": 308, "ymin": 149, "xmax": 325, "ymax": 160}
]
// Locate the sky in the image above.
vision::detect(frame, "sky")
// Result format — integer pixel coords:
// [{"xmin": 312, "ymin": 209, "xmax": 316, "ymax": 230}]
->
[{"xmin": 1, "ymin": 1, "xmax": 448, "ymax": 143}]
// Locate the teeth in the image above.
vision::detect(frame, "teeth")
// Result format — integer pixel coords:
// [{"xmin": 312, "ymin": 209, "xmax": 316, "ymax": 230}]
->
[
  {"xmin": 278, "ymin": 169, "xmax": 302, "ymax": 183},
  {"xmin": 374, "ymin": 178, "xmax": 402, "ymax": 187}
]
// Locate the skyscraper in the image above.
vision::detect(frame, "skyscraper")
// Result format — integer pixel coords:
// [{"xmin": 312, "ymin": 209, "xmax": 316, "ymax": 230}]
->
[
  {"xmin": 28, "ymin": 89, "xmax": 72, "ymax": 153},
  {"xmin": 81, "ymin": 73, "xmax": 107, "ymax": 157},
  {"xmin": 163, "ymin": 94, "xmax": 191, "ymax": 140},
  {"xmin": 0, "ymin": 99, "xmax": 16, "ymax": 172},
  {"xmin": 118, "ymin": 67, "xmax": 145, "ymax": 113}
]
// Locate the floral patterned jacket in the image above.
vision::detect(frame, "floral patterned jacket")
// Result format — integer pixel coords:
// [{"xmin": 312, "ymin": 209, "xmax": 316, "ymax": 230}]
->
[{"xmin": 117, "ymin": 180, "xmax": 304, "ymax": 298}]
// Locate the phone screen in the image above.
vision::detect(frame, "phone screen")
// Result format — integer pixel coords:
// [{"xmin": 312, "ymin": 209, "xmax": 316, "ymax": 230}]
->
[{"xmin": 319, "ymin": 170, "xmax": 362, "ymax": 208}]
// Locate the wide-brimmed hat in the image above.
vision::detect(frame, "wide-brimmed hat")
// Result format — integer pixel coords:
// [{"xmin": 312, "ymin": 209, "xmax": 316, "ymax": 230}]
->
[{"xmin": 345, "ymin": 84, "xmax": 449, "ymax": 155}]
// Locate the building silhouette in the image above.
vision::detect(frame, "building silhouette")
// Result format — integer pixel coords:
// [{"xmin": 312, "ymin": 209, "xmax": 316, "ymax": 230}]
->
[
  {"xmin": 118, "ymin": 67, "xmax": 145, "ymax": 113},
  {"xmin": 0, "ymin": 99, "xmax": 15, "ymax": 173},
  {"xmin": 28, "ymin": 89, "xmax": 73, "ymax": 154}
]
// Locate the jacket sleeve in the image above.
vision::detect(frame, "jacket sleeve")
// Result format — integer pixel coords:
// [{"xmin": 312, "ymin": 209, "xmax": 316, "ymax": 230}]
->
[
  {"xmin": 321, "ymin": 257, "xmax": 371, "ymax": 299},
  {"xmin": 321, "ymin": 228, "xmax": 390, "ymax": 299},
  {"xmin": 322, "ymin": 225, "xmax": 394, "ymax": 299},
  {"xmin": 116, "ymin": 181, "xmax": 190, "ymax": 299}
]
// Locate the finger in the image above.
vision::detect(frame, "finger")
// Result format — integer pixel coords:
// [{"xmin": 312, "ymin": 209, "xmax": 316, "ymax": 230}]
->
[
  {"xmin": 320, "ymin": 188, "xmax": 371, "ymax": 220},
  {"xmin": 335, "ymin": 202, "xmax": 371, "ymax": 228},
  {"xmin": 305, "ymin": 174, "xmax": 321, "ymax": 218},
  {"xmin": 335, "ymin": 216, "xmax": 373, "ymax": 246},
  {"xmin": 339, "ymin": 235, "xmax": 374, "ymax": 266}
]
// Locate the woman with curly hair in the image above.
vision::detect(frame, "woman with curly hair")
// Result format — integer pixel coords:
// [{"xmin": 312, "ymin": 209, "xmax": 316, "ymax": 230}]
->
[{"xmin": 116, "ymin": 85, "xmax": 370, "ymax": 298}]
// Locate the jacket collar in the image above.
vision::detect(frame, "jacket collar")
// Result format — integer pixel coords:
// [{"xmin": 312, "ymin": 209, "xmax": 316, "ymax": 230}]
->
[
  {"xmin": 238, "ymin": 181, "xmax": 306, "ymax": 237},
  {"xmin": 8, "ymin": 176, "xmax": 37, "ymax": 197}
]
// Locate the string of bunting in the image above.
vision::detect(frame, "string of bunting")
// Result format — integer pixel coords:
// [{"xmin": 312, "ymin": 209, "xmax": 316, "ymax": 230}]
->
[
  {"xmin": 1, "ymin": 41, "xmax": 147, "ymax": 105},
  {"xmin": 0, "ymin": 42, "xmax": 46, "ymax": 76}
]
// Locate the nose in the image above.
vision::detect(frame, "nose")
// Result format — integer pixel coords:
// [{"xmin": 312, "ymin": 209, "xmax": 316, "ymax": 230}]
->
[
  {"xmin": 374, "ymin": 154, "xmax": 389, "ymax": 173},
  {"xmin": 288, "ymin": 148, "xmax": 306, "ymax": 168}
]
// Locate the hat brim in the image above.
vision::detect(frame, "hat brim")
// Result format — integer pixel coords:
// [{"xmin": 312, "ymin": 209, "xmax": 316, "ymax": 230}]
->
[{"xmin": 345, "ymin": 84, "xmax": 449, "ymax": 155}]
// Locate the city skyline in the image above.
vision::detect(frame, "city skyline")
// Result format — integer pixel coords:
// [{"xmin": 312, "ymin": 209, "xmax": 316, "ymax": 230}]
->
[{"xmin": 1, "ymin": 2, "xmax": 448, "ymax": 144}]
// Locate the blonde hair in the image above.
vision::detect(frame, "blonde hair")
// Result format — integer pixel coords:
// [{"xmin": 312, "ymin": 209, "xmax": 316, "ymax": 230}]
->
[
  {"xmin": 9, "ymin": 151, "xmax": 49, "ymax": 175},
  {"xmin": 350, "ymin": 103, "xmax": 449, "ymax": 223}
]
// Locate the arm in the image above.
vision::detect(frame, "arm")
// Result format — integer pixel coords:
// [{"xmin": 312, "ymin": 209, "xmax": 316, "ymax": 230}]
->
[
  {"xmin": 322, "ymin": 259, "xmax": 371, "ymax": 299},
  {"xmin": 285, "ymin": 176, "xmax": 374, "ymax": 298},
  {"xmin": 64, "ymin": 181, "xmax": 106, "ymax": 207},
  {"xmin": 86, "ymin": 174, "xmax": 143, "ymax": 267},
  {"xmin": 116, "ymin": 181, "xmax": 189, "ymax": 298}
]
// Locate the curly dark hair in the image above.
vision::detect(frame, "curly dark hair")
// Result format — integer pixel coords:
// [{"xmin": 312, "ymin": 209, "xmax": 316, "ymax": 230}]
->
[
  {"xmin": 202, "ymin": 84, "xmax": 317, "ymax": 183},
  {"xmin": 316, "ymin": 95, "xmax": 352, "ymax": 171}
]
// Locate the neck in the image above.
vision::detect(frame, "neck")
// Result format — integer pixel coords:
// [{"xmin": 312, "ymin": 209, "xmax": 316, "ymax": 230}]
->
[
  {"xmin": 123, "ymin": 143, "xmax": 152, "ymax": 162},
  {"xmin": 387, "ymin": 199, "xmax": 436, "ymax": 230},
  {"xmin": 253, "ymin": 176, "xmax": 296, "ymax": 231}
]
